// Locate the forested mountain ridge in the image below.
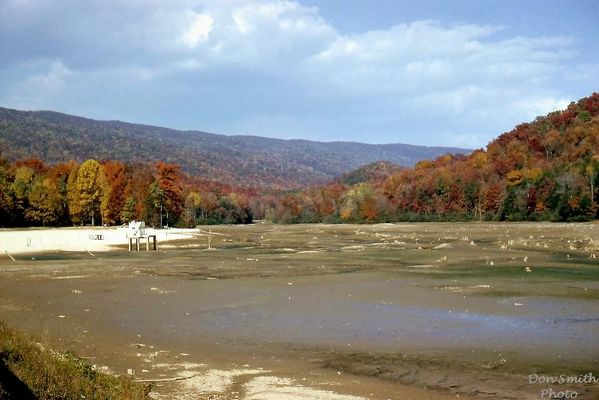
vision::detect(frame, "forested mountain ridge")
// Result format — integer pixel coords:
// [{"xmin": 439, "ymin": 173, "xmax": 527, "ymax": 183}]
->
[
  {"xmin": 0, "ymin": 107, "xmax": 468, "ymax": 188},
  {"xmin": 0, "ymin": 93, "xmax": 598, "ymax": 228},
  {"xmin": 266, "ymin": 92, "xmax": 599, "ymax": 223}
]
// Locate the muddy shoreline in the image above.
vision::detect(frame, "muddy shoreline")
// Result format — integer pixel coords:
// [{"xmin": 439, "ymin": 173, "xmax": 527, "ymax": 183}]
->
[{"xmin": 1, "ymin": 222, "xmax": 598, "ymax": 399}]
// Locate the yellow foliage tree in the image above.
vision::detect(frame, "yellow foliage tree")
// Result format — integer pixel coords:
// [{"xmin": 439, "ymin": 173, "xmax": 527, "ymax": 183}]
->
[
  {"xmin": 76, "ymin": 160, "xmax": 104, "ymax": 225},
  {"xmin": 506, "ymin": 170, "xmax": 523, "ymax": 186},
  {"xmin": 26, "ymin": 177, "xmax": 61, "ymax": 226},
  {"xmin": 66, "ymin": 164, "xmax": 81, "ymax": 224}
]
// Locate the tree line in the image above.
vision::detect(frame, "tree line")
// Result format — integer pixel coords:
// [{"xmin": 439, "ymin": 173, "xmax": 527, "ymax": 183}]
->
[
  {"xmin": 0, "ymin": 159, "xmax": 253, "ymax": 228},
  {"xmin": 1, "ymin": 93, "xmax": 598, "ymax": 227}
]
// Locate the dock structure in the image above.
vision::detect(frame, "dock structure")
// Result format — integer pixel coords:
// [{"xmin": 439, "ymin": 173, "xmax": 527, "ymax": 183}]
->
[
  {"xmin": 128, "ymin": 235, "xmax": 157, "ymax": 251},
  {"xmin": 127, "ymin": 221, "xmax": 157, "ymax": 252}
]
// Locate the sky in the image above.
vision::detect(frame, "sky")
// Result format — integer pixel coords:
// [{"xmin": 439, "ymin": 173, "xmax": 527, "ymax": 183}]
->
[{"xmin": 0, "ymin": 0, "xmax": 598, "ymax": 148}]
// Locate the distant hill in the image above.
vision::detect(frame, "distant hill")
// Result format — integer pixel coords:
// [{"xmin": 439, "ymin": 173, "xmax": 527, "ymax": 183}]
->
[
  {"xmin": 336, "ymin": 161, "xmax": 403, "ymax": 185},
  {"xmin": 0, "ymin": 107, "xmax": 469, "ymax": 188},
  {"xmin": 380, "ymin": 92, "xmax": 599, "ymax": 221},
  {"xmin": 267, "ymin": 92, "xmax": 599, "ymax": 223}
]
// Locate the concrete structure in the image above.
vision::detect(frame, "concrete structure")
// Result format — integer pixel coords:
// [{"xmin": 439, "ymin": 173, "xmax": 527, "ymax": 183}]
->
[
  {"xmin": 127, "ymin": 221, "xmax": 157, "ymax": 251},
  {"xmin": 0, "ymin": 227, "xmax": 196, "ymax": 255}
]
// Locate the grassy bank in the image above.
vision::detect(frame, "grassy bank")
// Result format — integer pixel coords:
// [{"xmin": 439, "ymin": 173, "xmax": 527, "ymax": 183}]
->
[{"xmin": 0, "ymin": 320, "xmax": 149, "ymax": 400}]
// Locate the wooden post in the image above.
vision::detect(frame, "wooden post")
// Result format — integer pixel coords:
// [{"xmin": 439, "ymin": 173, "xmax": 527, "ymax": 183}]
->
[
  {"xmin": 5, "ymin": 251, "xmax": 16, "ymax": 262},
  {"xmin": 208, "ymin": 229, "xmax": 212, "ymax": 249},
  {"xmin": 129, "ymin": 236, "xmax": 156, "ymax": 252}
]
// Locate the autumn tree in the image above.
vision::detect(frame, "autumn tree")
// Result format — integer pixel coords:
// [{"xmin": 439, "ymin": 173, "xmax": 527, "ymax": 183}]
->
[
  {"xmin": 11, "ymin": 166, "xmax": 35, "ymax": 223},
  {"xmin": 185, "ymin": 191, "xmax": 202, "ymax": 225},
  {"xmin": 156, "ymin": 162, "xmax": 184, "ymax": 226},
  {"xmin": 581, "ymin": 156, "xmax": 599, "ymax": 205},
  {"xmin": 75, "ymin": 159, "xmax": 103, "ymax": 225},
  {"xmin": 26, "ymin": 177, "xmax": 62, "ymax": 226},
  {"xmin": 100, "ymin": 161, "xmax": 128, "ymax": 225},
  {"xmin": 48, "ymin": 161, "xmax": 77, "ymax": 226},
  {"xmin": 14, "ymin": 158, "xmax": 47, "ymax": 174},
  {"xmin": 66, "ymin": 163, "xmax": 82, "ymax": 224},
  {"xmin": 0, "ymin": 160, "xmax": 15, "ymax": 226},
  {"xmin": 125, "ymin": 165, "xmax": 154, "ymax": 221}
]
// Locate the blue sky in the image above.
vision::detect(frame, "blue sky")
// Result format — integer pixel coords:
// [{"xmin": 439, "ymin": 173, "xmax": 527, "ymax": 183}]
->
[{"xmin": 1, "ymin": 0, "xmax": 598, "ymax": 148}]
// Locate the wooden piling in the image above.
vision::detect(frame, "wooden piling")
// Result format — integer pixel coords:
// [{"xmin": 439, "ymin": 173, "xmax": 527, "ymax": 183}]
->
[
  {"xmin": 5, "ymin": 251, "xmax": 16, "ymax": 262},
  {"xmin": 128, "ymin": 235, "xmax": 156, "ymax": 252}
]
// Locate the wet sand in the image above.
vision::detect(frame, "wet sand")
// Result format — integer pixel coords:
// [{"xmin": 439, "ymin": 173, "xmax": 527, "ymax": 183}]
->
[{"xmin": 0, "ymin": 222, "xmax": 598, "ymax": 399}]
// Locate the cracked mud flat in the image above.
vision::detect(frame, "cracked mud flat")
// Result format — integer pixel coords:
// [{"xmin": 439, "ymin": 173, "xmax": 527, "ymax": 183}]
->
[{"xmin": 0, "ymin": 222, "xmax": 598, "ymax": 399}]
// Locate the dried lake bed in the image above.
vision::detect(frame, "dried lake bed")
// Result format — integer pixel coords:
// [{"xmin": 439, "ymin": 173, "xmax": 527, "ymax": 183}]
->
[{"xmin": 0, "ymin": 222, "xmax": 598, "ymax": 399}]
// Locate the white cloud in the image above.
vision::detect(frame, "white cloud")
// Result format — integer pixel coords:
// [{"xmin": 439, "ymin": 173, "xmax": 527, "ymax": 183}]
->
[
  {"xmin": 518, "ymin": 97, "xmax": 571, "ymax": 120},
  {"xmin": 0, "ymin": 0, "xmax": 597, "ymax": 146},
  {"xmin": 302, "ymin": 21, "xmax": 572, "ymax": 98},
  {"xmin": 199, "ymin": 0, "xmax": 337, "ymax": 68},
  {"xmin": 182, "ymin": 13, "xmax": 213, "ymax": 47},
  {"xmin": 4, "ymin": 60, "xmax": 73, "ymax": 109}
]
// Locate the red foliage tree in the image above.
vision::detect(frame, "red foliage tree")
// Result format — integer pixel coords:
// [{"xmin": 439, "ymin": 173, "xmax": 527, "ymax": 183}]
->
[{"xmin": 156, "ymin": 162, "xmax": 184, "ymax": 219}]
